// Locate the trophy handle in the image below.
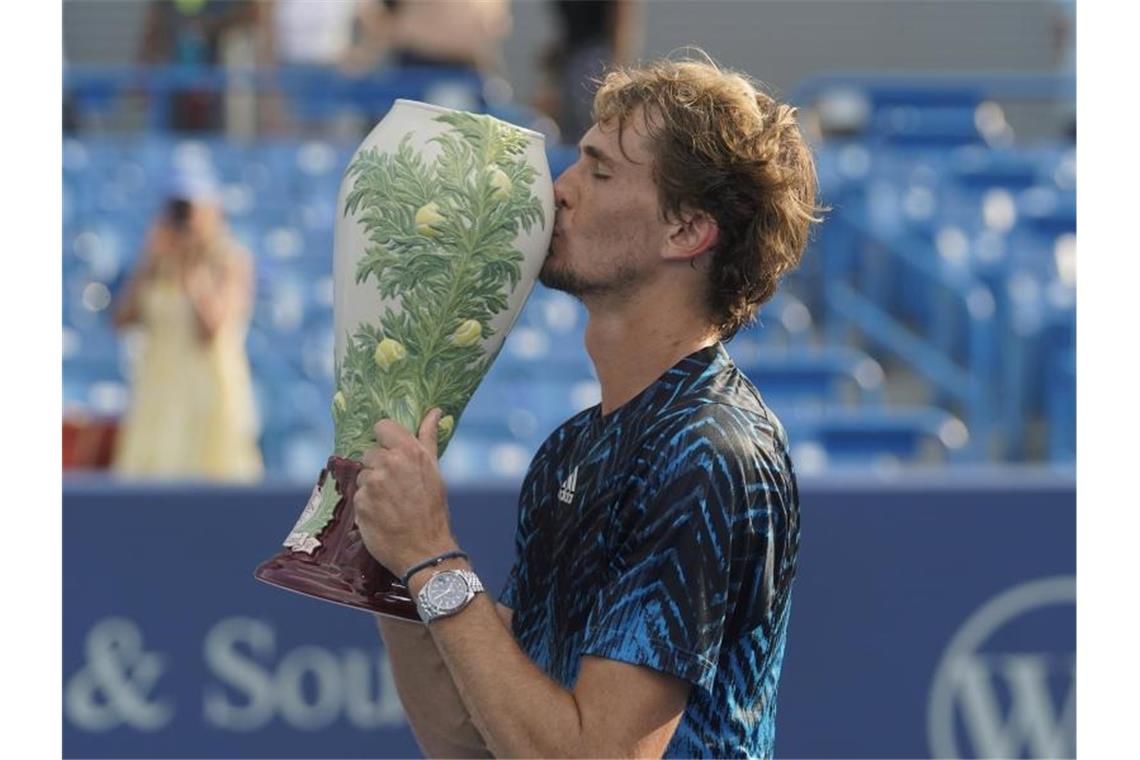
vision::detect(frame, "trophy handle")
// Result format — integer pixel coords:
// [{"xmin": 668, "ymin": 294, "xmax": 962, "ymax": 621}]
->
[{"xmin": 254, "ymin": 456, "xmax": 421, "ymax": 621}]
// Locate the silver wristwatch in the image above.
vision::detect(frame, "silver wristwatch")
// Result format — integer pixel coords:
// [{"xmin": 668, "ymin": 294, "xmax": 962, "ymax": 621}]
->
[{"xmin": 415, "ymin": 568, "xmax": 484, "ymax": 623}]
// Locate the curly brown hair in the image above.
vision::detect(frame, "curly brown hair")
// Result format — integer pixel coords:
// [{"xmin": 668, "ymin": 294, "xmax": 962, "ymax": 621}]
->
[{"xmin": 592, "ymin": 54, "xmax": 824, "ymax": 339}]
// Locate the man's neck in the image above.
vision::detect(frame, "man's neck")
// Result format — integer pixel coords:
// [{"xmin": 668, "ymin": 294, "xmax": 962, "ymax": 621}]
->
[{"xmin": 582, "ymin": 293, "xmax": 718, "ymax": 416}]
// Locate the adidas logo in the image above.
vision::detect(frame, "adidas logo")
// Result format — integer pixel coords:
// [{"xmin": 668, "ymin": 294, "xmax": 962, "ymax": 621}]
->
[{"xmin": 558, "ymin": 466, "xmax": 579, "ymax": 504}]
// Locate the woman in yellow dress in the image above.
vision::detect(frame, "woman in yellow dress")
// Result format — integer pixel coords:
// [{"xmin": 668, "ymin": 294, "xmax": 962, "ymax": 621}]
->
[{"xmin": 112, "ymin": 164, "xmax": 263, "ymax": 481}]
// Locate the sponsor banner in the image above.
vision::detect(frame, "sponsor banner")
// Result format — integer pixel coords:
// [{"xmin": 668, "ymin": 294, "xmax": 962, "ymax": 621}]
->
[
  {"xmin": 777, "ymin": 475, "xmax": 1075, "ymax": 759},
  {"xmin": 63, "ymin": 473, "xmax": 1074, "ymax": 758}
]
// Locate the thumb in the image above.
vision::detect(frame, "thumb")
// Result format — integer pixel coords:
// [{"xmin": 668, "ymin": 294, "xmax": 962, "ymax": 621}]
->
[{"xmin": 418, "ymin": 408, "xmax": 442, "ymax": 458}]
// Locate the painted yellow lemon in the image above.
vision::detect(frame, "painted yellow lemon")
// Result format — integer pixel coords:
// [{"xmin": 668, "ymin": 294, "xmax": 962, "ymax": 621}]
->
[
  {"xmin": 374, "ymin": 337, "xmax": 407, "ymax": 370},
  {"xmin": 451, "ymin": 319, "xmax": 483, "ymax": 347},
  {"xmin": 488, "ymin": 166, "xmax": 512, "ymax": 200},
  {"xmin": 414, "ymin": 201, "xmax": 445, "ymax": 235}
]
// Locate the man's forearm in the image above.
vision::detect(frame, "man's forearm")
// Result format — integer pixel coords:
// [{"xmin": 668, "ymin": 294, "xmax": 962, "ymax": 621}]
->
[
  {"xmin": 376, "ymin": 616, "xmax": 490, "ymax": 758},
  {"xmin": 410, "ymin": 560, "xmax": 588, "ymax": 758}
]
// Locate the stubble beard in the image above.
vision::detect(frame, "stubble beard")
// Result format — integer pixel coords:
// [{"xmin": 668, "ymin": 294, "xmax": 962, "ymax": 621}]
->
[
  {"xmin": 538, "ymin": 243, "xmax": 645, "ymax": 302},
  {"xmin": 538, "ymin": 253, "xmax": 591, "ymax": 297}
]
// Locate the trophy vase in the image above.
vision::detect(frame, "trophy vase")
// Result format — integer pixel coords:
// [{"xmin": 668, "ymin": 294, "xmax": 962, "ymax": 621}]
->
[{"xmin": 255, "ymin": 99, "xmax": 554, "ymax": 620}]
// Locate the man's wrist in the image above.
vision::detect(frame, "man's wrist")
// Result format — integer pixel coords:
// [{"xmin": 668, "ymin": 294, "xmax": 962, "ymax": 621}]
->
[
  {"xmin": 400, "ymin": 546, "xmax": 468, "ymax": 586},
  {"xmin": 406, "ymin": 556, "xmax": 473, "ymax": 598}
]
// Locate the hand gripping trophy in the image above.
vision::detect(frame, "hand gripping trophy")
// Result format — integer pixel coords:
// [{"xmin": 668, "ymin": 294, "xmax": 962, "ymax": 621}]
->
[{"xmin": 255, "ymin": 100, "xmax": 554, "ymax": 620}]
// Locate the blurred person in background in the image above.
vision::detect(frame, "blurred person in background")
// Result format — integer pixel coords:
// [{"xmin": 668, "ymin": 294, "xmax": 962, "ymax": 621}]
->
[
  {"xmin": 253, "ymin": 0, "xmax": 371, "ymax": 133},
  {"xmin": 138, "ymin": 0, "xmax": 258, "ymax": 132},
  {"xmin": 340, "ymin": 0, "xmax": 512, "ymax": 77},
  {"xmin": 1049, "ymin": 0, "xmax": 1076, "ymax": 137},
  {"xmin": 537, "ymin": 0, "xmax": 643, "ymax": 142},
  {"xmin": 258, "ymin": 0, "xmax": 364, "ymax": 68},
  {"xmin": 111, "ymin": 162, "xmax": 263, "ymax": 482}
]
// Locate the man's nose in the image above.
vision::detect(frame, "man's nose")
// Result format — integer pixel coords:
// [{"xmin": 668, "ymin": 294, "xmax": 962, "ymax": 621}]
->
[{"xmin": 553, "ymin": 171, "xmax": 572, "ymax": 210}]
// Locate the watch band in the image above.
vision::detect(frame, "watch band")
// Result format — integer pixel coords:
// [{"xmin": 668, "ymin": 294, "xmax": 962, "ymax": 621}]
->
[{"xmin": 415, "ymin": 569, "xmax": 484, "ymax": 624}]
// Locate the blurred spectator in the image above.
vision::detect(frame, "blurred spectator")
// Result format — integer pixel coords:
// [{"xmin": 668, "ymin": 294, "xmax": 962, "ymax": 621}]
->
[
  {"xmin": 138, "ymin": 0, "xmax": 258, "ymax": 132},
  {"xmin": 254, "ymin": 0, "xmax": 370, "ymax": 133},
  {"xmin": 537, "ymin": 0, "xmax": 643, "ymax": 142},
  {"xmin": 111, "ymin": 162, "xmax": 263, "ymax": 481},
  {"xmin": 1049, "ymin": 0, "xmax": 1076, "ymax": 71},
  {"xmin": 1049, "ymin": 0, "xmax": 1076, "ymax": 137},
  {"xmin": 342, "ymin": 0, "xmax": 511, "ymax": 76},
  {"xmin": 261, "ymin": 0, "xmax": 364, "ymax": 67}
]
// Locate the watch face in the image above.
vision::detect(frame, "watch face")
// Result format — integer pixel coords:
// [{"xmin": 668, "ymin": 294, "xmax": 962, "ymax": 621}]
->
[{"xmin": 427, "ymin": 572, "xmax": 469, "ymax": 610}]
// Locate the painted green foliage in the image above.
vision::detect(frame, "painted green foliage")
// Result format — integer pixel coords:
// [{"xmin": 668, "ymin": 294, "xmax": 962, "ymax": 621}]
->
[
  {"xmin": 333, "ymin": 111, "xmax": 545, "ymax": 459},
  {"xmin": 295, "ymin": 474, "xmax": 341, "ymax": 538},
  {"xmin": 282, "ymin": 472, "xmax": 341, "ymax": 553}
]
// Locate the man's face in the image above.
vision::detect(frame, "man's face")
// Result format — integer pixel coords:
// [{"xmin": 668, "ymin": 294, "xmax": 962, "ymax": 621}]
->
[{"xmin": 539, "ymin": 109, "xmax": 669, "ymax": 300}]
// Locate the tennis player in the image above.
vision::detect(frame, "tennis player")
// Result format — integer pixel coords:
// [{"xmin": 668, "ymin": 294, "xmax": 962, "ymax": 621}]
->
[{"xmin": 353, "ymin": 53, "xmax": 821, "ymax": 758}]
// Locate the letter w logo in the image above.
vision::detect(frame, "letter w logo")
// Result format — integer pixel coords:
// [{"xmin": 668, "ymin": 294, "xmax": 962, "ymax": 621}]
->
[{"xmin": 953, "ymin": 654, "xmax": 1075, "ymax": 758}]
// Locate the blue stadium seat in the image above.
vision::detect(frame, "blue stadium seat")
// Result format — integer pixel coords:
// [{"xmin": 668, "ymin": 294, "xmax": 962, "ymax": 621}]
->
[
  {"xmin": 782, "ymin": 406, "xmax": 969, "ymax": 469},
  {"xmin": 951, "ymin": 146, "xmax": 1043, "ymax": 190},
  {"xmin": 440, "ymin": 431, "xmax": 533, "ymax": 488},
  {"xmin": 731, "ymin": 291, "xmax": 816, "ymax": 349},
  {"xmin": 727, "ymin": 345, "xmax": 885, "ymax": 411},
  {"xmin": 872, "ymin": 105, "xmax": 984, "ymax": 147}
]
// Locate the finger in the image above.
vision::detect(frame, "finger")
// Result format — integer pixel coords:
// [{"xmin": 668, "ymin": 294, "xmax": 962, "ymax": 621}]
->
[
  {"xmin": 361, "ymin": 447, "xmax": 384, "ymax": 471},
  {"xmin": 418, "ymin": 408, "xmax": 442, "ymax": 457},
  {"xmin": 373, "ymin": 418, "xmax": 410, "ymax": 449},
  {"xmin": 352, "ymin": 488, "xmax": 371, "ymax": 518},
  {"xmin": 356, "ymin": 461, "xmax": 382, "ymax": 488},
  {"xmin": 355, "ymin": 468, "xmax": 369, "ymax": 492}
]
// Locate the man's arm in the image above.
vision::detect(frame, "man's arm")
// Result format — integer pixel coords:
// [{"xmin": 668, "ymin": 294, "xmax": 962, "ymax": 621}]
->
[
  {"xmin": 376, "ymin": 602, "xmax": 513, "ymax": 758},
  {"xmin": 354, "ymin": 414, "xmax": 691, "ymax": 757},
  {"xmin": 407, "ymin": 559, "xmax": 691, "ymax": 758}
]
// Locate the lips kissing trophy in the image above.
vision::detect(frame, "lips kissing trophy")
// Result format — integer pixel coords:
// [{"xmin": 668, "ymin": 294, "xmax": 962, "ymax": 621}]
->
[{"xmin": 255, "ymin": 100, "xmax": 554, "ymax": 620}]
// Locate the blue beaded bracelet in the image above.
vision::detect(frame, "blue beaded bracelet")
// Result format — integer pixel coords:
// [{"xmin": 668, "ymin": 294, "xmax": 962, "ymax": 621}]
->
[{"xmin": 401, "ymin": 550, "xmax": 469, "ymax": 587}]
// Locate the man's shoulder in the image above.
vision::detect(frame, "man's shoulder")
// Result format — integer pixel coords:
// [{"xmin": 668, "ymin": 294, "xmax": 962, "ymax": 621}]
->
[
  {"xmin": 633, "ymin": 365, "xmax": 797, "ymax": 509},
  {"xmin": 647, "ymin": 377, "xmax": 788, "ymax": 463}
]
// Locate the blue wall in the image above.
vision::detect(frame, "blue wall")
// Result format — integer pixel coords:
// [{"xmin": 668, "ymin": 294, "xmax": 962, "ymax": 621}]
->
[{"xmin": 63, "ymin": 471, "xmax": 1074, "ymax": 758}]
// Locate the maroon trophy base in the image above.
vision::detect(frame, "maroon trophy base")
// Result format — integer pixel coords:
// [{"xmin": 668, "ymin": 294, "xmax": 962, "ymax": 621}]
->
[{"xmin": 254, "ymin": 455, "xmax": 421, "ymax": 622}]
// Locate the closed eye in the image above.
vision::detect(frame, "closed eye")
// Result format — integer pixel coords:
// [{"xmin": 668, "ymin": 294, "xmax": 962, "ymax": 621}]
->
[{"xmin": 580, "ymin": 143, "xmax": 614, "ymax": 179}]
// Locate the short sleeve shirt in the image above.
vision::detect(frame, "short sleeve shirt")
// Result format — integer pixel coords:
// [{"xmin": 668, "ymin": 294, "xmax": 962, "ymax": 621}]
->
[{"xmin": 499, "ymin": 343, "xmax": 800, "ymax": 758}]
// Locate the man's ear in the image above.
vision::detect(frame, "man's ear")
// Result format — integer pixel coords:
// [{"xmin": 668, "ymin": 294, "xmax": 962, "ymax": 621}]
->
[{"xmin": 662, "ymin": 209, "xmax": 719, "ymax": 263}]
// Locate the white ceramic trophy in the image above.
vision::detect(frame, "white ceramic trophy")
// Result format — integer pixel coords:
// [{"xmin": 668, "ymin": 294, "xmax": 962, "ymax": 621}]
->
[{"xmin": 255, "ymin": 100, "xmax": 554, "ymax": 619}]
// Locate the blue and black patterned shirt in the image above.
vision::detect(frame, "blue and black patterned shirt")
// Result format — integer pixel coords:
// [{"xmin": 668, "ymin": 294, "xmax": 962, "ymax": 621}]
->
[{"xmin": 499, "ymin": 343, "xmax": 800, "ymax": 758}]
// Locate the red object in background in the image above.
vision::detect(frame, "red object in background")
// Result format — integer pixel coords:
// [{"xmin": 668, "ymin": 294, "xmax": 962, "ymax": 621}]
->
[{"xmin": 62, "ymin": 416, "xmax": 119, "ymax": 470}]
